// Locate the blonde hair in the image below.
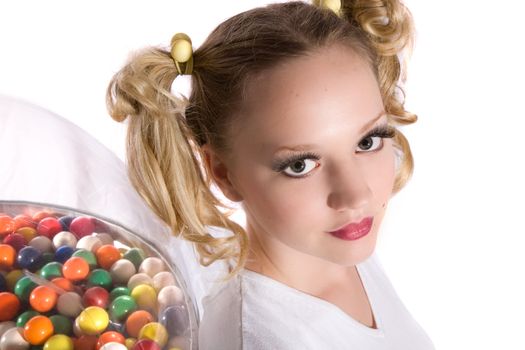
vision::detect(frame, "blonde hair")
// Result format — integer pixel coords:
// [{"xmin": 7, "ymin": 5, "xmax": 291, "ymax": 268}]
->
[{"xmin": 106, "ymin": 0, "xmax": 417, "ymax": 281}]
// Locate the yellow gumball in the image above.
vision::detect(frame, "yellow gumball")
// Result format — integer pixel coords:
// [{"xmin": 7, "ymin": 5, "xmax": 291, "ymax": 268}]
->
[
  {"xmin": 77, "ymin": 306, "xmax": 109, "ymax": 335},
  {"xmin": 130, "ymin": 284, "xmax": 157, "ymax": 311},
  {"xmin": 138, "ymin": 322, "xmax": 168, "ymax": 348},
  {"xmin": 5, "ymin": 269, "xmax": 24, "ymax": 290},
  {"xmin": 125, "ymin": 338, "xmax": 136, "ymax": 349},
  {"xmin": 43, "ymin": 334, "xmax": 74, "ymax": 350}
]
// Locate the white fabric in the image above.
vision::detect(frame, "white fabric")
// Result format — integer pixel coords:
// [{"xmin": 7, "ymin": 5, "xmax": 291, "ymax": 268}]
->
[
  {"xmin": 0, "ymin": 94, "xmax": 229, "ymax": 323},
  {"xmin": 198, "ymin": 250, "xmax": 436, "ymax": 349}
]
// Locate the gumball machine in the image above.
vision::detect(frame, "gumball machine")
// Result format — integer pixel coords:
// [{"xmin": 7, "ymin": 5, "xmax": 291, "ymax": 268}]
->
[{"xmin": 0, "ymin": 200, "xmax": 199, "ymax": 350}]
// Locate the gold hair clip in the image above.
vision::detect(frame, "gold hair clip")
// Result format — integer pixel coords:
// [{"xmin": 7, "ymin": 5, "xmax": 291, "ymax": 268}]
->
[
  {"xmin": 313, "ymin": 0, "xmax": 343, "ymax": 18},
  {"xmin": 170, "ymin": 32, "xmax": 194, "ymax": 75}
]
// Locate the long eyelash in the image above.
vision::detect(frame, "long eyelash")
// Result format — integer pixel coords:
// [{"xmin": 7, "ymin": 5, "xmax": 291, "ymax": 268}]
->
[{"xmin": 271, "ymin": 124, "xmax": 396, "ymax": 173}]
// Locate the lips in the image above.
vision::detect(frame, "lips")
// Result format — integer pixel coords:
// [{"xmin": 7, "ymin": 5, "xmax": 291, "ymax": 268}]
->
[{"xmin": 327, "ymin": 216, "xmax": 374, "ymax": 241}]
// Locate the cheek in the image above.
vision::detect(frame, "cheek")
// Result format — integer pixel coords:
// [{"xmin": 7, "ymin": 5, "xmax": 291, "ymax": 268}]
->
[{"xmin": 367, "ymin": 142, "xmax": 396, "ymax": 197}]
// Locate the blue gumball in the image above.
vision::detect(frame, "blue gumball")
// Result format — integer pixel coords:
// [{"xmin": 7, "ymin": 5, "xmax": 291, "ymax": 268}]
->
[
  {"xmin": 54, "ymin": 245, "xmax": 74, "ymax": 264},
  {"xmin": 58, "ymin": 215, "xmax": 75, "ymax": 231},
  {"xmin": 17, "ymin": 246, "xmax": 44, "ymax": 271}
]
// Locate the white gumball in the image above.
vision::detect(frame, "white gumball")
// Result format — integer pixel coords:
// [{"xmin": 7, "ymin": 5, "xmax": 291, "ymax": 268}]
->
[
  {"xmin": 0, "ymin": 327, "xmax": 29, "ymax": 350},
  {"xmin": 76, "ymin": 235, "xmax": 102, "ymax": 252},
  {"xmin": 157, "ymin": 285, "xmax": 185, "ymax": 312},
  {"xmin": 127, "ymin": 273, "xmax": 153, "ymax": 290},
  {"xmin": 153, "ymin": 271, "xmax": 176, "ymax": 292},
  {"xmin": 28, "ymin": 236, "xmax": 53, "ymax": 253},
  {"xmin": 109, "ymin": 259, "xmax": 136, "ymax": 284},
  {"xmin": 52, "ymin": 231, "xmax": 78, "ymax": 249},
  {"xmin": 138, "ymin": 257, "xmax": 165, "ymax": 277}
]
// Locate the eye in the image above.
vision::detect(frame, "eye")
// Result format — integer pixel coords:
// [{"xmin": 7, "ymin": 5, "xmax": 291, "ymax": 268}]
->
[
  {"xmin": 357, "ymin": 136, "xmax": 383, "ymax": 152},
  {"xmin": 282, "ymin": 158, "xmax": 320, "ymax": 178}
]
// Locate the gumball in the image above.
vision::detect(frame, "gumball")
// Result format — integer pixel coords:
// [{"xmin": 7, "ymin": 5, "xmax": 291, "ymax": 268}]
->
[
  {"xmin": 95, "ymin": 245, "xmax": 121, "ymax": 270},
  {"xmin": 127, "ymin": 274, "xmax": 153, "ymax": 291},
  {"xmin": 52, "ymin": 231, "xmax": 77, "ymax": 250},
  {"xmin": 54, "ymin": 246, "xmax": 75, "ymax": 264},
  {"xmin": 0, "ymin": 292, "xmax": 21, "ymax": 321},
  {"xmin": 76, "ymin": 236, "xmax": 102, "ymax": 253},
  {"xmin": 124, "ymin": 338, "xmax": 136, "ymax": 349},
  {"xmin": 13, "ymin": 214, "xmax": 36, "ymax": 230},
  {"xmin": 109, "ymin": 287, "xmax": 130, "ymax": 301},
  {"xmin": 15, "ymin": 227, "xmax": 38, "ymax": 244},
  {"xmin": 157, "ymin": 286, "xmax": 184, "ymax": 312},
  {"xmin": 16, "ymin": 310, "xmax": 40, "ymax": 327},
  {"xmin": 5, "ymin": 270, "xmax": 24, "ymax": 291},
  {"xmin": 109, "ymin": 260, "xmax": 136, "ymax": 285},
  {"xmin": 0, "ymin": 244, "xmax": 16, "ymax": 269},
  {"xmin": 87, "ymin": 269, "xmax": 112, "ymax": 290},
  {"xmin": 125, "ymin": 310, "xmax": 154, "ymax": 338},
  {"xmin": 93, "ymin": 233, "xmax": 113, "ymax": 246},
  {"xmin": 0, "ymin": 326, "xmax": 30, "ymax": 350},
  {"xmin": 122, "ymin": 248, "xmax": 145, "ymax": 270},
  {"xmin": 3, "ymin": 233, "xmax": 27, "ymax": 252},
  {"xmin": 49, "ymin": 315, "xmax": 72, "ymax": 336},
  {"xmin": 69, "ymin": 217, "xmax": 96, "ymax": 239},
  {"xmin": 43, "ymin": 334, "xmax": 73, "ymax": 350},
  {"xmin": 17, "ymin": 246, "xmax": 44, "ymax": 271},
  {"xmin": 0, "ymin": 320, "xmax": 16, "ymax": 338},
  {"xmin": 40, "ymin": 262, "xmax": 63, "ymax": 280},
  {"xmin": 0, "ymin": 216, "xmax": 15, "ymax": 236},
  {"xmin": 29, "ymin": 286, "xmax": 58, "ymax": 312},
  {"xmin": 51, "ymin": 277, "xmax": 74, "ymax": 292},
  {"xmin": 32, "ymin": 211, "xmax": 54, "ymax": 223},
  {"xmin": 36, "ymin": 217, "xmax": 62, "ymax": 239},
  {"xmin": 96, "ymin": 331, "xmax": 125, "ymax": 349},
  {"xmin": 152, "ymin": 271, "xmax": 175, "ymax": 292},
  {"xmin": 14, "ymin": 276, "xmax": 38, "ymax": 302},
  {"xmin": 77, "ymin": 306, "xmax": 109, "ymax": 335},
  {"xmin": 28, "ymin": 236, "xmax": 53, "ymax": 254},
  {"xmin": 160, "ymin": 304, "xmax": 189, "ymax": 336},
  {"xmin": 130, "ymin": 285, "xmax": 157, "ymax": 312},
  {"xmin": 109, "ymin": 296, "xmax": 137, "ymax": 322},
  {"xmin": 72, "ymin": 317, "xmax": 83, "ymax": 338},
  {"xmin": 83, "ymin": 287, "xmax": 110, "ymax": 309},
  {"xmin": 138, "ymin": 258, "xmax": 165, "ymax": 278},
  {"xmin": 137, "ymin": 322, "xmax": 168, "ymax": 348},
  {"xmin": 100, "ymin": 342, "xmax": 127, "ymax": 350},
  {"xmin": 57, "ymin": 216, "xmax": 75, "ymax": 231},
  {"xmin": 62, "ymin": 257, "xmax": 89, "ymax": 282},
  {"xmin": 73, "ymin": 335, "xmax": 98, "ymax": 350},
  {"xmin": 57, "ymin": 292, "xmax": 83, "ymax": 318},
  {"xmin": 23, "ymin": 315, "xmax": 54, "ymax": 345}
]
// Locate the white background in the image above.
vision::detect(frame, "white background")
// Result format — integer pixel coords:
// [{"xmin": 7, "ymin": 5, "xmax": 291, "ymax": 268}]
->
[{"xmin": 1, "ymin": 1, "xmax": 524, "ymax": 348}]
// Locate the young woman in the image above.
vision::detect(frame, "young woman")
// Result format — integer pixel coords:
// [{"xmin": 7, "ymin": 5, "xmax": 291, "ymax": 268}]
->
[{"xmin": 106, "ymin": 0, "xmax": 435, "ymax": 348}]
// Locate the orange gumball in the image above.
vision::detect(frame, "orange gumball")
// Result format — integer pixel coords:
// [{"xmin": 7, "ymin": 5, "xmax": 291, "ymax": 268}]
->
[
  {"xmin": 29, "ymin": 285, "xmax": 58, "ymax": 312},
  {"xmin": 52, "ymin": 277, "xmax": 74, "ymax": 292},
  {"xmin": 23, "ymin": 315, "xmax": 54, "ymax": 345},
  {"xmin": 0, "ymin": 215, "xmax": 15, "ymax": 236},
  {"xmin": 0, "ymin": 244, "xmax": 16, "ymax": 269},
  {"xmin": 32, "ymin": 211, "xmax": 54, "ymax": 223},
  {"xmin": 125, "ymin": 310, "xmax": 155, "ymax": 338},
  {"xmin": 62, "ymin": 257, "xmax": 90, "ymax": 281},
  {"xmin": 0, "ymin": 292, "xmax": 21, "ymax": 321},
  {"xmin": 13, "ymin": 214, "xmax": 37, "ymax": 230},
  {"xmin": 96, "ymin": 331, "xmax": 125, "ymax": 349},
  {"xmin": 95, "ymin": 245, "xmax": 121, "ymax": 270}
]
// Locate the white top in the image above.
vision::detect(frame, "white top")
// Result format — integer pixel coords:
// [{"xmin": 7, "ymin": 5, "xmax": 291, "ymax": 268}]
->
[{"xmin": 198, "ymin": 251, "xmax": 435, "ymax": 349}]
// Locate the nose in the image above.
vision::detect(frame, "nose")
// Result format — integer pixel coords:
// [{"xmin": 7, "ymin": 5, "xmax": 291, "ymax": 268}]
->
[{"xmin": 326, "ymin": 159, "xmax": 373, "ymax": 212}]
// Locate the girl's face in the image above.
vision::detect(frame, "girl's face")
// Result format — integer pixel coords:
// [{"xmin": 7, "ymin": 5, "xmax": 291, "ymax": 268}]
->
[{"xmin": 210, "ymin": 44, "xmax": 396, "ymax": 268}]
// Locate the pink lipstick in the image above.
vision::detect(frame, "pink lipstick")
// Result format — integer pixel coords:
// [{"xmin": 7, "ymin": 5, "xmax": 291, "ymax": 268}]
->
[{"xmin": 327, "ymin": 217, "xmax": 373, "ymax": 241}]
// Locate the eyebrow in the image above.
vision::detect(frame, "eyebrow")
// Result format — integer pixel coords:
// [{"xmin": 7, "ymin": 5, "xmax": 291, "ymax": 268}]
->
[{"xmin": 272, "ymin": 111, "xmax": 387, "ymax": 154}]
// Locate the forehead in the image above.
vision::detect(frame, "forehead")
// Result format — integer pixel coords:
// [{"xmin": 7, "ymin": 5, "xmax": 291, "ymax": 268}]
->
[{"xmin": 234, "ymin": 45, "xmax": 383, "ymax": 151}]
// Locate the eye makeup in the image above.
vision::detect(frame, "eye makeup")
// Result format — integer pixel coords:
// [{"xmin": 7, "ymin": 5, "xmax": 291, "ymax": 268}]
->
[{"xmin": 270, "ymin": 123, "xmax": 396, "ymax": 174}]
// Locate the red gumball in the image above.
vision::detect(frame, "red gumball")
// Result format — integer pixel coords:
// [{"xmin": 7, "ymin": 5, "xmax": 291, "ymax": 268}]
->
[
  {"xmin": 3, "ymin": 233, "xmax": 27, "ymax": 251},
  {"xmin": 133, "ymin": 339, "xmax": 162, "ymax": 350},
  {"xmin": 69, "ymin": 216, "xmax": 96, "ymax": 239},
  {"xmin": 36, "ymin": 217, "xmax": 62, "ymax": 239},
  {"xmin": 96, "ymin": 331, "xmax": 125, "ymax": 349},
  {"xmin": 0, "ymin": 292, "xmax": 21, "ymax": 321},
  {"xmin": 83, "ymin": 286, "xmax": 110, "ymax": 308},
  {"xmin": 74, "ymin": 335, "xmax": 98, "ymax": 350}
]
